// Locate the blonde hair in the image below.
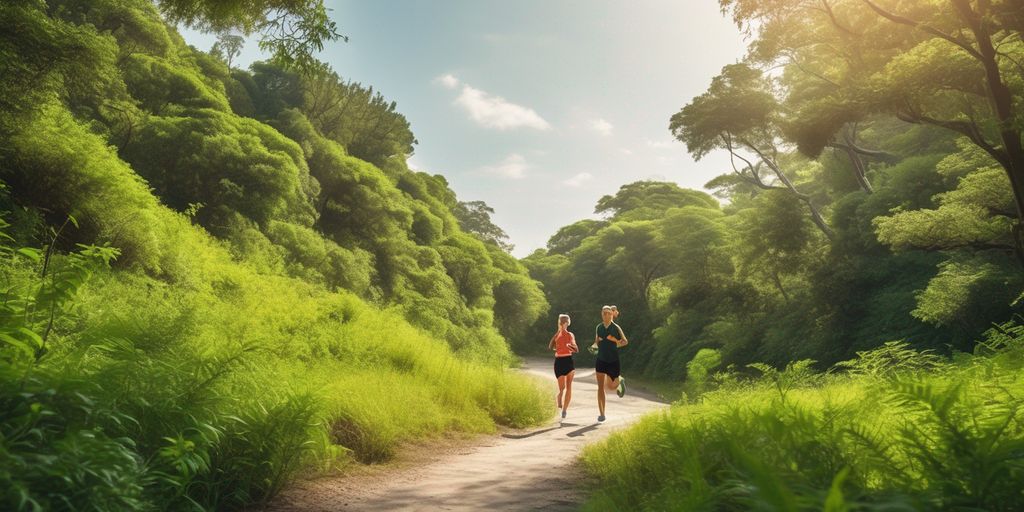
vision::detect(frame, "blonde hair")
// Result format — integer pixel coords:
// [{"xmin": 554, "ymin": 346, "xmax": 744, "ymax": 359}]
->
[
  {"xmin": 558, "ymin": 313, "xmax": 571, "ymax": 327},
  {"xmin": 601, "ymin": 305, "xmax": 613, "ymax": 313}
]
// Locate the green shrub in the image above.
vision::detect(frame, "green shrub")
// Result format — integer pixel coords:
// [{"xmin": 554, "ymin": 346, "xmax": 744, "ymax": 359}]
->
[{"xmin": 582, "ymin": 326, "xmax": 1024, "ymax": 511}]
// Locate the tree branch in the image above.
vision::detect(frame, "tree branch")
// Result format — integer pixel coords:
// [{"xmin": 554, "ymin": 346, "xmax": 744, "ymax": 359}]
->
[
  {"xmin": 860, "ymin": 0, "xmax": 983, "ymax": 61},
  {"xmin": 895, "ymin": 109, "xmax": 1009, "ymax": 169},
  {"xmin": 818, "ymin": 0, "xmax": 859, "ymax": 36}
]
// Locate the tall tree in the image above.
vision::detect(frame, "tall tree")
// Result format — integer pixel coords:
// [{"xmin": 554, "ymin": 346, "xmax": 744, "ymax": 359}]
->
[
  {"xmin": 211, "ymin": 32, "xmax": 244, "ymax": 69},
  {"xmin": 670, "ymin": 64, "xmax": 835, "ymax": 239},
  {"xmin": 719, "ymin": 0, "xmax": 1024, "ymax": 260},
  {"xmin": 452, "ymin": 200, "xmax": 514, "ymax": 252}
]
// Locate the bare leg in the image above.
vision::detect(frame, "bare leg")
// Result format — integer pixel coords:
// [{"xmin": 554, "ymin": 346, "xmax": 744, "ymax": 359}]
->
[
  {"xmin": 605, "ymin": 376, "xmax": 619, "ymax": 391},
  {"xmin": 556, "ymin": 375, "xmax": 566, "ymax": 409},
  {"xmin": 596, "ymin": 372, "xmax": 606, "ymax": 417},
  {"xmin": 563, "ymin": 370, "xmax": 575, "ymax": 411}
]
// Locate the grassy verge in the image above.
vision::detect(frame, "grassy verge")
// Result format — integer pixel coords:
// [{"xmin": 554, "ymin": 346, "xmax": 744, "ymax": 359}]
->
[
  {"xmin": 580, "ymin": 326, "xmax": 1024, "ymax": 511},
  {"xmin": 0, "ymin": 218, "xmax": 550, "ymax": 511},
  {"xmin": 617, "ymin": 374, "xmax": 684, "ymax": 403}
]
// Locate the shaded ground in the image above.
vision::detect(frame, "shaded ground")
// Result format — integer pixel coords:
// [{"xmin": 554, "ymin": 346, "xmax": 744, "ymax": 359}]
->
[{"xmin": 264, "ymin": 357, "xmax": 668, "ymax": 511}]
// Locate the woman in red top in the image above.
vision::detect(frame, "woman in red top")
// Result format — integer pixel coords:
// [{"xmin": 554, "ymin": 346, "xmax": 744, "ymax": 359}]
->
[{"xmin": 548, "ymin": 313, "xmax": 579, "ymax": 420}]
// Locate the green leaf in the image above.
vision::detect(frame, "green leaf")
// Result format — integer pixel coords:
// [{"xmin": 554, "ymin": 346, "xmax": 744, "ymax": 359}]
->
[
  {"xmin": 16, "ymin": 247, "xmax": 41, "ymax": 262},
  {"xmin": 823, "ymin": 467, "xmax": 850, "ymax": 512},
  {"xmin": 0, "ymin": 333, "xmax": 35, "ymax": 357},
  {"xmin": 15, "ymin": 327, "xmax": 43, "ymax": 348}
]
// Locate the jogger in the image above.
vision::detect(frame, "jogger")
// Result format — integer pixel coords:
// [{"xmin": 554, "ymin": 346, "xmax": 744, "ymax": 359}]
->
[
  {"xmin": 594, "ymin": 305, "xmax": 628, "ymax": 422},
  {"xmin": 548, "ymin": 313, "xmax": 578, "ymax": 421}
]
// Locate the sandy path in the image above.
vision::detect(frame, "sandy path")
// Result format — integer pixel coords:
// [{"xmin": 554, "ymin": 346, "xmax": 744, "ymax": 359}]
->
[{"xmin": 264, "ymin": 357, "xmax": 669, "ymax": 511}]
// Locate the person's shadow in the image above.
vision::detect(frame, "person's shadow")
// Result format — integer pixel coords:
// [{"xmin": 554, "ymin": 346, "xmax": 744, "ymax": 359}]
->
[
  {"xmin": 501, "ymin": 423, "xmax": 582, "ymax": 439},
  {"xmin": 566, "ymin": 423, "xmax": 600, "ymax": 438}
]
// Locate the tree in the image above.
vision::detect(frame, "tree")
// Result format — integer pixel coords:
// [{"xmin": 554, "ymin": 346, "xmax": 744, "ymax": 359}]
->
[
  {"xmin": 671, "ymin": 64, "xmax": 835, "ymax": 239},
  {"xmin": 299, "ymin": 65, "xmax": 417, "ymax": 165},
  {"xmin": 157, "ymin": 0, "xmax": 345, "ymax": 70},
  {"xmin": 875, "ymin": 140, "xmax": 1016, "ymax": 254},
  {"xmin": 595, "ymin": 181, "xmax": 718, "ymax": 221},
  {"xmin": 211, "ymin": 33, "xmax": 245, "ymax": 69},
  {"xmin": 545, "ymin": 219, "xmax": 607, "ymax": 255},
  {"xmin": 244, "ymin": 62, "xmax": 417, "ymax": 165},
  {"xmin": 719, "ymin": 0, "xmax": 1024, "ymax": 261},
  {"xmin": 660, "ymin": 206, "xmax": 731, "ymax": 287},
  {"xmin": 121, "ymin": 109, "xmax": 317, "ymax": 231},
  {"xmin": 452, "ymin": 201, "xmax": 514, "ymax": 252},
  {"xmin": 734, "ymin": 189, "xmax": 815, "ymax": 302},
  {"xmin": 863, "ymin": 0, "xmax": 1024, "ymax": 260},
  {"xmin": 601, "ymin": 221, "xmax": 674, "ymax": 306}
]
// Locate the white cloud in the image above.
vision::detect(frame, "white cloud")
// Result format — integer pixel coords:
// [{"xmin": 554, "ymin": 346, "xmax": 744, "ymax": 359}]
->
[
  {"xmin": 646, "ymin": 139, "xmax": 675, "ymax": 149},
  {"xmin": 436, "ymin": 73, "xmax": 460, "ymax": 89},
  {"xmin": 589, "ymin": 118, "xmax": 613, "ymax": 136},
  {"xmin": 562, "ymin": 172, "xmax": 593, "ymax": 187},
  {"xmin": 438, "ymin": 79, "xmax": 549, "ymax": 130},
  {"xmin": 619, "ymin": 148, "xmax": 634, "ymax": 156},
  {"xmin": 482, "ymin": 153, "xmax": 529, "ymax": 179}
]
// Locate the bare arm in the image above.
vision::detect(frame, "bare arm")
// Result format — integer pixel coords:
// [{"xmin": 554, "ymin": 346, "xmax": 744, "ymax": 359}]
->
[{"xmin": 548, "ymin": 333, "xmax": 558, "ymax": 351}]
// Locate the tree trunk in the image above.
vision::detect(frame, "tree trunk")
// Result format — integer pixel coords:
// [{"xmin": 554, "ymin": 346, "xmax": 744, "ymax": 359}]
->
[
  {"xmin": 952, "ymin": 0, "xmax": 1024, "ymax": 264},
  {"xmin": 830, "ymin": 126, "xmax": 876, "ymax": 193},
  {"xmin": 866, "ymin": 0, "xmax": 1024, "ymax": 264},
  {"xmin": 770, "ymin": 270, "xmax": 790, "ymax": 302},
  {"xmin": 831, "ymin": 142, "xmax": 874, "ymax": 193}
]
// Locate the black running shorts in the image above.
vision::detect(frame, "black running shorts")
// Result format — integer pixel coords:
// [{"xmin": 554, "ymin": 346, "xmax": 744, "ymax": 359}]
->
[
  {"xmin": 554, "ymin": 356, "xmax": 575, "ymax": 377},
  {"xmin": 594, "ymin": 358, "xmax": 620, "ymax": 380}
]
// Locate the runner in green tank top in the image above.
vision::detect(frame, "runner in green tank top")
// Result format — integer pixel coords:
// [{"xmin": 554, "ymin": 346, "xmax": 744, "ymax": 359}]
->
[{"xmin": 594, "ymin": 305, "xmax": 628, "ymax": 422}]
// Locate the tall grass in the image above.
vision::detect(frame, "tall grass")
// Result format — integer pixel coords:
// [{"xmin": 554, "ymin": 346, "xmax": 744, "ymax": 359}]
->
[
  {"xmin": 0, "ymin": 214, "xmax": 549, "ymax": 511},
  {"xmin": 581, "ymin": 324, "xmax": 1024, "ymax": 511}
]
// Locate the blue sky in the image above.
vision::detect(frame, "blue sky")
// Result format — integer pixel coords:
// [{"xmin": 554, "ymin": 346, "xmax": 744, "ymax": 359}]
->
[{"xmin": 181, "ymin": 1, "xmax": 747, "ymax": 257}]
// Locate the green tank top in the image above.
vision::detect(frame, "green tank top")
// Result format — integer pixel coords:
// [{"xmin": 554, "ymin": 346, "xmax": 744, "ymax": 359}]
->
[{"xmin": 595, "ymin": 322, "xmax": 622, "ymax": 362}]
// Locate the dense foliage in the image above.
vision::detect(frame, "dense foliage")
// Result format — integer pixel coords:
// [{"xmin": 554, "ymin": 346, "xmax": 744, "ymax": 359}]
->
[
  {"xmin": 0, "ymin": 0, "xmax": 548, "ymax": 509},
  {"xmin": 523, "ymin": 0, "xmax": 1024, "ymax": 379},
  {"xmin": 1, "ymin": 0, "xmax": 545, "ymax": 362},
  {"xmin": 546, "ymin": 2, "xmax": 1024, "ymax": 510},
  {"xmin": 582, "ymin": 323, "xmax": 1024, "ymax": 511}
]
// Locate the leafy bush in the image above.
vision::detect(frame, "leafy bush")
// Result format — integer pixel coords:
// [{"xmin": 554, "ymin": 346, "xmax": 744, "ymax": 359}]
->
[{"xmin": 681, "ymin": 348, "xmax": 722, "ymax": 402}]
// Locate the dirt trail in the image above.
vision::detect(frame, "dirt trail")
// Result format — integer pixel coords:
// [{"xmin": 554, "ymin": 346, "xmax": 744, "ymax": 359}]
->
[{"xmin": 265, "ymin": 357, "xmax": 669, "ymax": 511}]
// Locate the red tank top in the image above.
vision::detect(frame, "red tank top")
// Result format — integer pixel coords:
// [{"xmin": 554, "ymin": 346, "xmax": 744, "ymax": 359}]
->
[{"xmin": 555, "ymin": 330, "xmax": 576, "ymax": 357}]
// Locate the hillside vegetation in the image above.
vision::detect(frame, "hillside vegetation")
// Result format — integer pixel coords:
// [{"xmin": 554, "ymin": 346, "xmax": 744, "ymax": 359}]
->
[{"xmin": 0, "ymin": 1, "xmax": 548, "ymax": 509}]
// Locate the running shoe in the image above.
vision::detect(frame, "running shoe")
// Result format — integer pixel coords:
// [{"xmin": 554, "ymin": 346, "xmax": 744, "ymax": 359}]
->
[
  {"xmin": 617, "ymin": 377, "xmax": 626, "ymax": 398},
  {"xmin": 598, "ymin": 415, "xmax": 606, "ymax": 422},
  {"xmin": 561, "ymin": 409, "xmax": 567, "ymax": 419}
]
